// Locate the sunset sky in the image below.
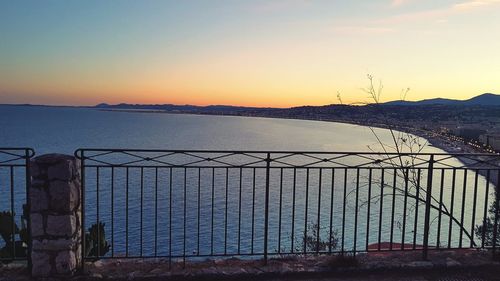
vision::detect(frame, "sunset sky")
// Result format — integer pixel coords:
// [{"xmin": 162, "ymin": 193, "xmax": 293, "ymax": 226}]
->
[{"xmin": 1, "ymin": 0, "xmax": 499, "ymax": 107}]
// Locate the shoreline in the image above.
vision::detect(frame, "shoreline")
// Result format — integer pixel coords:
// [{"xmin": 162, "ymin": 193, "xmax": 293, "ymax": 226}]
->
[{"xmin": 95, "ymin": 108, "xmax": 500, "ymax": 187}]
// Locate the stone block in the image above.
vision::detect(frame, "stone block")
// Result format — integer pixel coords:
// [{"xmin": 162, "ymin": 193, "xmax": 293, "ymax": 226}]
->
[
  {"xmin": 48, "ymin": 160, "xmax": 74, "ymax": 181},
  {"xmin": 75, "ymin": 244, "xmax": 82, "ymax": 266},
  {"xmin": 30, "ymin": 188, "xmax": 49, "ymax": 212},
  {"xmin": 46, "ymin": 215, "xmax": 76, "ymax": 236},
  {"xmin": 55, "ymin": 250, "xmax": 77, "ymax": 275},
  {"xmin": 35, "ymin": 154, "xmax": 74, "ymax": 165},
  {"xmin": 31, "ymin": 213, "xmax": 45, "ymax": 237},
  {"xmin": 49, "ymin": 180, "xmax": 80, "ymax": 212},
  {"xmin": 32, "ymin": 238, "xmax": 76, "ymax": 251},
  {"xmin": 31, "ymin": 251, "xmax": 52, "ymax": 277},
  {"xmin": 31, "ymin": 179, "xmax": 47, "ymax": 189},
  {"xmin": 30, "ymin": 162, "xmax": 43, "ymax": 179}
]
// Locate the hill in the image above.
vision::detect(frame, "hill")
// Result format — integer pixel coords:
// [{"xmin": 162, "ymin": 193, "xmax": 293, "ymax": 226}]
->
[{"xmin": 383, "ymin": 93, "xmax": 500, "ymax": 106}]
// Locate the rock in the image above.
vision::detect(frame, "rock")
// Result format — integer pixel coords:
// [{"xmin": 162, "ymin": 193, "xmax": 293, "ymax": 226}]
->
[
  {"xmin": 30, "ymin": 188, "xmax": 49, "ymax": 212},
  {"xmin": 127, "ymin": 271, "xmax": 141, "ymax": 280},
  {"xmin": 55, "ymin": 250, "xmax": 76, "ymax": 274},
  {"xmin": 46, "ymin": 215, "xmax": 76, "ymax": 236},
  {"xmin": 31, "ymin": 213, "xmax": 45, "ymax": 237},
  {"xmin": 405, "ymin": 261, "xmax": 433, "ymax": 268},
  {"xmin": 445, "ymin": 257, "xmax": 461, "ymax": 267},
  {"xmin": 49, "ymin": 180, "xmax": 79, "ymax": 212},
  {"xmin": 214, "ymin": 259, "xmax": 226, "ymax": 266},
  {"xmin": 202, "ymin": 266, "xmax": 219, "ymax": 275},
  {"xmin": 93, "ymin": 260, "xmax": 104, "ymax": 268},
  {"xmin": 31, "ymin": 251, "xmax": 51, "ymax": 277},
  {"xmin": 89, "ymin": 273, "xmax": 103, "ymax": 279},
  {"xmin": 149, "ymin": 268, "xmax": 164, "ymax": 275}
]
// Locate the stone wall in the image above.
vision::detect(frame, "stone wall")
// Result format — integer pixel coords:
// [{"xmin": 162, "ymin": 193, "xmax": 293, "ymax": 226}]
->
[{"xmin": 29, "ymin": 154, "xmax": 82, "ymax": 277}]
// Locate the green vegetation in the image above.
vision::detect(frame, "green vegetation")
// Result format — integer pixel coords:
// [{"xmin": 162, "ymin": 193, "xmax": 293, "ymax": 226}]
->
[
  {"xmin": 475, "ymin": 197, "xmax": 500, "ymax": 250},
  {"xmin": 295, "ymin": 222, "xmax": 338, "ymax": 254},
  {"xmin": 85, "ymin": 222, "xmax": 110, "ymax": 259},
  {"xmin": 0, "ymin": 205, "xmax": 29, "ymax": 262}
]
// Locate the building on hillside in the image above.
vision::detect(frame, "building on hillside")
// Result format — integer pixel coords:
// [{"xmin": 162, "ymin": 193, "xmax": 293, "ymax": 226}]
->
[
  {"xmin": 479, "ymin": 134, "xmax": 500, "ymax": 151},
  {"xmin": 452, "ymin": 127, "xmax": 486, "ymax": 141}
]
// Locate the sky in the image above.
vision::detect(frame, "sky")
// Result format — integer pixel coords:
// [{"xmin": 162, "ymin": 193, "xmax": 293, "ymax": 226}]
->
[{"xmin": 0, "ymin": 0, "xmax": 499, "ymax": 107}]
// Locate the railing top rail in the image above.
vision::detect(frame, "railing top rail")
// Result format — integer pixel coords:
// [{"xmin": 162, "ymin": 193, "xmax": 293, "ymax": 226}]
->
[
  {"xmin": 0, "ymin": 147, "xmax": 35, "ymax": 154},
  {"xmin": 0, "ymin": 148, "xmax": 35, "ymax": 164},
  {"xmin": 74, "ymin": 148, "xmax": 499, "ymax": 157}
]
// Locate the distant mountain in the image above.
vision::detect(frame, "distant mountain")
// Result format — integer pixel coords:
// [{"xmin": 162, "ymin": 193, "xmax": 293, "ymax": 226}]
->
[
  {"xmin": 383, "ymin": 93, "xmax": 500, "ymax": 106},
  {"xmin": 94, "ymin": 103, "xmax": 276, "ymax": 113}
]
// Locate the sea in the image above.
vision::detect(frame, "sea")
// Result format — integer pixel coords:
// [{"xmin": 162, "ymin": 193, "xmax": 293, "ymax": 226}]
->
[{"xmin": 0, "ymin": 105, "xmax": 494, "ymax": 258}]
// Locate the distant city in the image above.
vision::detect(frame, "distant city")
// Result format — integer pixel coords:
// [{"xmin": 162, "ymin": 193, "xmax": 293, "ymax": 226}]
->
[{"xmin": 94, "ymin": 93, "xmax": 500, "ymax": 153}]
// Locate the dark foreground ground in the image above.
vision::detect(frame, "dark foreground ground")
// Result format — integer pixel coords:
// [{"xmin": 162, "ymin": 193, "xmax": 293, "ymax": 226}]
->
[{"xmin": 1, "ymin": 250, "xmax": 500, "ymax": 280}]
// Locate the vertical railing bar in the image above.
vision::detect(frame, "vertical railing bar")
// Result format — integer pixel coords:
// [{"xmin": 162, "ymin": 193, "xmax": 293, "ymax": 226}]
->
[
  {"xmin": 278, "ymin": 167, "xmax": 283, "ymax": 254},
  {"xmin": 224, "ymin": 168, "xmax": 229, "ymax": 255},
  {"xmin": 251, "ymin": 167, "xmax": 256, "ymax": 254},
  {"xmin": 111, "ymin": 167, "xmax": 115, "ymax": 257},
  {"xmin": 390, "ymin": 168, "xmax": 397, "ymax": 251},
  {"xmin": 329, "ymin": 168, "xmax": 335, "ymax": 254},
  {"xmin": 316, "ymin": 168, "xmax": 322, "ymax": 254},
  {"xmin": 80, "ymin": 151, "xmax": 86, "ymax": 267},
  {"xmin": 264, "ymin": 153, "xmax": 271, "ymax": 263},
  {"xmin": 481, "ymin": 170, "xmax": 490, "ymax": 248},
  {"xmin": 365, "ymin": 168, "xmax": 372, "ymax": 252},
  {"xmin": 459, "ymin": 169, "xmax": 468, "ymax": 248},
  {"xmin": 125, "ymin": 167, "xmax": 129, "ymax": 257},
  {"xmin": 470, "ymin": 170, "xmax": 479, "ymax": 248},
  {"xmin": 492, "ymin": 170, "xmax": 499, "ymax": 254},
  {"xmin": 437, "ymin": 169, "xmax": 445, "ymax": 249},
  {"xmin": 140, "ymin": 167, "xmax": 143, "ymax": 256},
  {"xmin": 10, "ymin": 166, "xmax": 15, "ymax": 259},
  {"xmin": 422, "ymin": 155, "xmax": 434, "ymax": 260},
  {"xmin": 448, "ymin": 169, "xmax": 456, "ymax": 249},
  {"xmin": 168, "ymin": 167, "xmax": 172, "ymax": 269},
  {"xmin": 237, "ymin": 168, "xmax": 242, "ymax": 255},
  {"xmin": 304, "ymin": 168, "xmax": 310, "ymax": 255},
  {"xmin": 197, "ymin": 168, "xmax": 201, "ymax": 256},
  {"xmin": 211, "ymin": 167, "xmax": 215, "ymax": 256},
  {"xmin": 154, "ymin": 167, "xmax": 158, "ymax": 257},
  {"xmin": 413, "ymin": 169, "xmax": 421, "ymax": 250},
  {"xmin": 25, "ymin": 148, "xmax": 32, "ymax": 270},
  {"xmin": 291, "ymin": 168, "xmax": 296, "ymax": 254},
  {"xmin": 96, "ymin": 166, "xmax": 100, "ymax": 257},
  {"xmin": 401, "ymin": 168, "xmax": 409, "ymax": 251},
  {"xmin": 341, "ymin": 168, "xmax": 347, "ymax": 254},
  {"xmin": 183, "ymin": 167, "xmax": 187, "ymax": 267},
  {"xmin": 353, "ymin": 168, "xmax": 359, "ymax": 255},
  {"xmin": 378, "ymin": 169, "xmax": 385, "ymax": 251}
]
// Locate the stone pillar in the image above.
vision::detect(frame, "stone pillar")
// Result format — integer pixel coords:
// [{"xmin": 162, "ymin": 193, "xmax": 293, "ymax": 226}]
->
[{"xmin": 29, "ymin": 154, "xmax": 82, "ymax": 277}]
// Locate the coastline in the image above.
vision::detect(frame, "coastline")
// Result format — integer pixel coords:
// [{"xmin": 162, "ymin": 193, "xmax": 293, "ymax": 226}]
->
[{"xmin": 95, "ymin": 107, "xmax": 500, "ymax": 187}]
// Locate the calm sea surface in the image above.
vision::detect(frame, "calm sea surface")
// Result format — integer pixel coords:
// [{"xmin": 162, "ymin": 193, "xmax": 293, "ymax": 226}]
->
[
  {"xmin": 0, "ymin": 105, "xmax": 493, "ymax": 258},
  {"xmin": 0, "ymin": 105, "xmax": 437, "ymax": 154}
]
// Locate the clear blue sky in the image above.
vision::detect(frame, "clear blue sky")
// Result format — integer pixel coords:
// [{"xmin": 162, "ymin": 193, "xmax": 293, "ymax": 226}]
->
[{"xmin": 1, "ymin": 0, "xmax": 499, "ymax": 106}]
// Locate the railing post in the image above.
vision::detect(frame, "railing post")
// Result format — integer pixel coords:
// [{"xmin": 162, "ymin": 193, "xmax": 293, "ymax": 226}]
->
[
  {"xmin": 422, "ymin": 154, "xmax": 434, "ymax": 260},
  {"xmin": 80, "ymin": 150, "xmax": 85, "ymax": 272},
  {"xmin": 29, "ymin": 154, "xmax": 83, "ymax": 277},
  {"xmin": 493, "ymin": 170, "xmax": 500, "ymax": 258},
  {"xmin": 264, "ymin": 153, "xmax": 271, "ymax": 264},
  {"xmin": 25, "ymin": 148, "xmax": 33, "ymax": 272}
]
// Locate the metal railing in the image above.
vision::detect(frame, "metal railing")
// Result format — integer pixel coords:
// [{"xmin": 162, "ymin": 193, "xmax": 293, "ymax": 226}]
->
[
  {"xmin": 0, "ymin": 148, "xmax": 34, "ymax": 263},
  {"xmin": 75, "ymin": 149, "xmax": 500, "ymax": 264}
]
